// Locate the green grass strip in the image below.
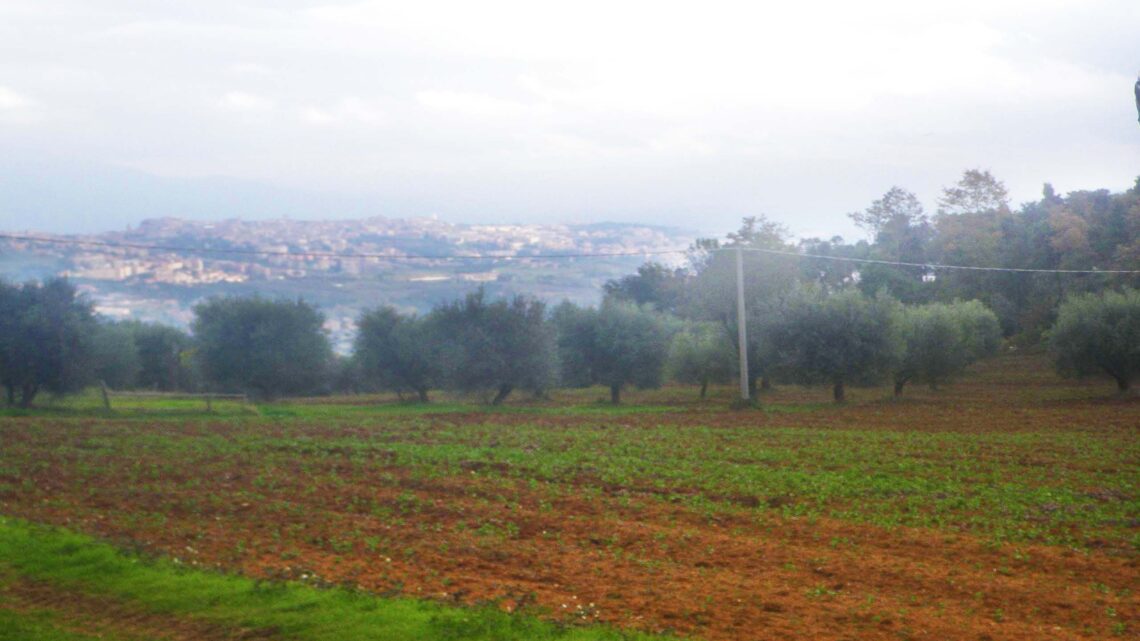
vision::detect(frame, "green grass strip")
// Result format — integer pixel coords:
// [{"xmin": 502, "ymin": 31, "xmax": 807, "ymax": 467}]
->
[
  {"xmin": 0, "ymin": 610, "xmax": 125, "ymax": 641},
  {"xmin": 0, "ymin": 517, "xmax": 667, "ymax": 641}
]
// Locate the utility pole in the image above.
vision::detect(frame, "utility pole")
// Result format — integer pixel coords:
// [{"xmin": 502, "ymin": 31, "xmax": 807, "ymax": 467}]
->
[{"xmin": 736, "ymin": 246, "xmax": 749, "ymax": 402}]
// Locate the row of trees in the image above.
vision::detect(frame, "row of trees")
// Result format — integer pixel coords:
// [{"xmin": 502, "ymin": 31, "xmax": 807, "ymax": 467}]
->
[
  {"xmin": 606, "ymin": 172, "xmax": 1140, "ymax": 341},
  {"xmin": 350, "ymin": 288, "xmax": 1003, "ymax": 405},
  {"xmin": 0, "ymin": 277, "xmax": 1010, "ymax": 407},
  {"xmin": 4, "ymin": 276, "xmax": 1138, "ymax": 408},
  {"xmin": 0, "ymin": 279, "xmax": 196, "ymax": 406},
  {"xmin": 3, "ymin": 168, "xmax": 1138, "ymax": 406}
]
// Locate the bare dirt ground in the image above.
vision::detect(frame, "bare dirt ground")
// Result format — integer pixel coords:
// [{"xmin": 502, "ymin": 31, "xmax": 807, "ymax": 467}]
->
[{"xmin": 1, "ymin": 354, "xmax": 1136, "ymax": 640}]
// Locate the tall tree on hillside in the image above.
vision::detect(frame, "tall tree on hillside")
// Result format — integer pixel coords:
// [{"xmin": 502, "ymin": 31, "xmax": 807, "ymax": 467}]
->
[
  {"xmin": 0, "ymin": 279, "xmax": 97, "ymax": 407},
  {"xmin": 937, "ymin": 169, "xmax": 1010, "ymax": 216},
  {"xmin": 849, "ymin": 187, "xmax": 930, "ymax": 260},
  {"xmin": 929, "ymin": 169, "xmax": 1016, "ymax": 329},
  {"xmin": 849, "ymin": 187, "xmax": 933, "ymax": 303},
  {"xmin": 685, "ymin": 216, "xmax": 801, "ymax": 395},
  {"xmin": 603, "ymin": 262, "xmax": 689, "ymax": 313},
  {"xmin": 192, "ymin": 296, "xmax": 332, "ymax": 399},
  {"xmin": 796, "ymin": 236, "xmax": 864, "ymax": 293}
]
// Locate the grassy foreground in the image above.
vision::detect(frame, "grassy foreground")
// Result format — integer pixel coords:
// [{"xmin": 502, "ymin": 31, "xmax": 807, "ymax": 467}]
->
[{"xmin": 0, "ymin": 517, "xmax": 662, "ymax": 641}]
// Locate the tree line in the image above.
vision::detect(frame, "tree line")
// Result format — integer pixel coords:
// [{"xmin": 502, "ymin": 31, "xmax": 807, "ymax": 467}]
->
[
  {"xmin": 2, "ymin": 170, "xmax": 1138, "ymax": 406},
  {"xmin": 2, "ymin": 277, "xmax": 1135, "ymax": 408}
]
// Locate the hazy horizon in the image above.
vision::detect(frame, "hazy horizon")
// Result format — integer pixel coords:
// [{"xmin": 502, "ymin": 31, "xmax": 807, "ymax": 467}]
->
[{"xmin": 2, "ymin": 0, "xmax": 1139, "ymax": 241}]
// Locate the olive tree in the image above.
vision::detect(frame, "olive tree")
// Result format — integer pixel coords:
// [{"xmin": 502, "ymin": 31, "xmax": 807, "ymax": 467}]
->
[
  {"xmin": 0, "ymin": 278, "xmax": 97, "ymax": 407},
  {"xmin": 892, "ymin": 300, "xmax": 1001, "ymax": 396},
  {"xmin": 1049, "ymin": 288, "xmax": 1140, "ymax": 392},
  {"xmin": 666, "ymin": 321, "xmax": 735, "ymax": 398},
  {"xmin": 429, "ymin": 289, "xmax": 557, "ymax": 405},
  {"xmin": 769, "ymin": 289, "xmax": 903, "ymax": 402},
  {"xmin": 126, "ymin": 322, "xmax": 197, "ymax": 391},
  {"xmin": 90, "ymin": 321, "xmax": 141, "ymax": 390},
  {"xmin": 552, "ymin": 301, "xmax": 673, "ymax": 404},
  {"xmin": 353, "ymin": 307, "xmax": 438, "ymax": 402},
  {"xmin": 192, "ymin": 296, "xmax": 332, "ymax": 399}
]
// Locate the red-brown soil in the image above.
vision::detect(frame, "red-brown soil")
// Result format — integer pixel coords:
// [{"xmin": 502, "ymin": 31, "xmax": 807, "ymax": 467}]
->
[
  {"xmin": 1, "ymin": 355, "xmax": 1136, "ymax": 640},
  {"xmin": 3, "ymin": 445, "xmax": 1135, "ymax": 641}
]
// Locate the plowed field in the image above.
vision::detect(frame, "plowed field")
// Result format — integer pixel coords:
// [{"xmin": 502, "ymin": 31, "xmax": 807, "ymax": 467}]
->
[{"xmin": 1, "ymin": 353, "xmax": 1136, "ymax": 640}]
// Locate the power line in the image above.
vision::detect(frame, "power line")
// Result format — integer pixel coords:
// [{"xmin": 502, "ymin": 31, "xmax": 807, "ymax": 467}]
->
[
  {"xmin": 3, "ymin": 232, "xmax": 1139, "ymax": 274},
  {"xmin": 737, "ymin": 246, "xmax": 1140, "ymax": 275},
  {"xmin": 0, "ymin": 233, "xmax": 688, "ymax": 261}
]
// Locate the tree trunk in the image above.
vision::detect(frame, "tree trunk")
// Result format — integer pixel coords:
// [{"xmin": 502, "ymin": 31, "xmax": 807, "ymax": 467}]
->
[
  {"xmin": 1114, "ymin": 375, "xmax": 1130, "ymax": 393},
  {"xmin": 610, "ymin": 383, "xmax": 621, "ymax": 405},
  {"xmin": 491, "ymin": 384, "xmax": 513, "ymax": 406},
  {"xmin": 19, "ymin": 383, "xmax": 37, "ymax": 409},
  {"xmin": 832, "ymin": 380, "xmax": 845, "ymax": 403},
  {"xmin": 699, "ymin": 378, "xmax": 708, "ymax": 399},
  {"xmin": 417, "ymin": 387, "xmax": 430, "ymax": 403}
]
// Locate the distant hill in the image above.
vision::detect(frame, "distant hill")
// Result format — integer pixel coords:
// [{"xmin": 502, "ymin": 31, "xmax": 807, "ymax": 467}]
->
[{"xmin": 0, "ymin": 216, "xmax": 696, "ymax": 351}]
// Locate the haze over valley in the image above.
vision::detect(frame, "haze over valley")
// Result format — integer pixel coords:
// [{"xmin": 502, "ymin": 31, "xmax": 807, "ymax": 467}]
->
[{"xmin": 0, "ymin": 215, "xmax": 693, "ymax": 350}]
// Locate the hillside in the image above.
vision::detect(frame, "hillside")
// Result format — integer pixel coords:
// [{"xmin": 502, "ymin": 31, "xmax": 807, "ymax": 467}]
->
[{"xmin": 0, "ymin": 217, "xmax": 695, "ymax": 350}]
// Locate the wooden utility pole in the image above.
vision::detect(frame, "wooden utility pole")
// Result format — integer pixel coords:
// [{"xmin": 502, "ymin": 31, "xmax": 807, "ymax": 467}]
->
[{"xmin": 736, "ymin": 247, "xmax": 749, "ymax": 402}]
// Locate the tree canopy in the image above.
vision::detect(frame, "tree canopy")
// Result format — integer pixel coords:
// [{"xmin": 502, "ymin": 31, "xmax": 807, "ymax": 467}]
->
[
  {"xmin": 666, "ymin": 321, "xmax": 735, "ymax": 399},
  {"xmin": 429, "ymin": 289, "xmax": 556, "ymax": 405},
  {"xmin": 353, "ymin": 307, "xmax": 438, "ymax": 402},
  {"xmin": 768, "ymin": 289, "xmax": 904, "ymax": 402},
  {"xmin": 0, "ymin": 278, "xmax": 97, "ymax": 407},
  {"xmin": 1049, "ymin": 288, "xmax": 1140, "ymax": 392},
  {"xmin": 552, "ymin": 301, "xmax": 673, "ymax": 404},
  {"xmin": 893, "ymin": 301, "xmax": 1001, "ymax": 396},
  {"xmin": 192, "ymin": 296, "xmax": 332, "ymax": 399}
]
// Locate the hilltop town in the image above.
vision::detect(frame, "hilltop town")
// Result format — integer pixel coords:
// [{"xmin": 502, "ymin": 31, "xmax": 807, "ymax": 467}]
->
[{"xmin": 0, "ymin": 216, "xmax": 694, "ymax": 349}]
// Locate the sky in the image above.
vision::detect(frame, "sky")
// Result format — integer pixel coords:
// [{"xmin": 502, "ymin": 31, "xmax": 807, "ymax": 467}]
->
[{"xmin": 1, "ymin": 0, "xmax": 1138, "ymax": 240}]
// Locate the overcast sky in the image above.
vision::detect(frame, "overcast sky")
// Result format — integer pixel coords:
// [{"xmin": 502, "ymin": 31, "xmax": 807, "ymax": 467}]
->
[{"xmin": 1, "ymin": 0, "xmax": 1138, "ymax": 239}]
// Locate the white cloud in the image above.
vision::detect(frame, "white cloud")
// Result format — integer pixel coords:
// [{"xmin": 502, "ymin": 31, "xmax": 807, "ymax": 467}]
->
[
  {"xmin": 1, "ymin": 0, "xmax": 1137, "ymax": 234},
  {"xmin": 0, "ymin": 86, "xmax": 33, "ymax": 110},
  {"xmin": 217, "ymin": 91, "xmax": 275, "ymax": 113},
  {"xmin": 415, "ymin": 90, "xmax": 530, "ymax": 119},
  {"xmin": 0, "ymin": 86, "xmax": 38, "ymax": 124},
  {"xmin": 299, "ymin": 97, "xmax": 386, "ymax": 126},
  {"xmin": 228, "ymin": 62, "xmax": 272, "ymax": 76}
]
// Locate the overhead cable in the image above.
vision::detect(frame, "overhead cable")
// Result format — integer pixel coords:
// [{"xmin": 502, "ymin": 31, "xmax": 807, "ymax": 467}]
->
[{"xmin": 3, "ymin": 233, "xmax": 1139, "ymax": 274}]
